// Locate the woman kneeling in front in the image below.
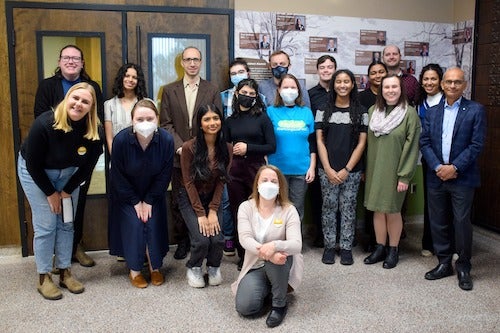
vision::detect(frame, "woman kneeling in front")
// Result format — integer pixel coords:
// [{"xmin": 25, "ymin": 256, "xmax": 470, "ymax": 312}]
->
[{"xmin": 232, "ymin": 165, "xmax": 303, "ymax": 328}]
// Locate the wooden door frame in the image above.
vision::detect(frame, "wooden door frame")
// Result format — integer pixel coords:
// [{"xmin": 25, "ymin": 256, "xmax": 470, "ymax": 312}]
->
[{"xmin": 5, "ymin": 1, "xmax": 234, "ymax": 255}]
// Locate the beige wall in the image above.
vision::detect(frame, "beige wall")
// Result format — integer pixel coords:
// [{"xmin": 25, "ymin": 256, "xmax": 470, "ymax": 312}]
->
[
  {"xmin": 454, "ymin": 0, "xmax": 476, "ymax": 21},
  {"xmin": 236, "ymin": 0, "xmax": 475, "ymax": 23}
]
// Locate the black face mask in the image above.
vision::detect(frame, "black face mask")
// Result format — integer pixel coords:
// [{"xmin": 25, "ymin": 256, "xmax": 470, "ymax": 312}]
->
[{"xmin": 238, "ymin": 94, "xmax": 257, "ymax": 108}]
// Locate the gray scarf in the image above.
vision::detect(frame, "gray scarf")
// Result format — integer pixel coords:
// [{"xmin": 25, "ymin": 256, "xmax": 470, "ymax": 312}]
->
[{"xmin": 369, "ymin": 104, "xmax": 407, "ymax": 137}]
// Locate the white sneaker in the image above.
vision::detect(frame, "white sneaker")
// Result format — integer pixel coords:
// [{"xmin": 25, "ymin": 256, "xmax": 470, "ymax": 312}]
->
[
  {"xmin": 187, "ymin": 267, "xmax": 205, "ymax": 288},
  {"xmin": 207, "ymin": 266, "xmax": 222, "ymax": 286},
  {"xmin": 421, "ymin": 250, "xmax": 433, "ymax": 257}
]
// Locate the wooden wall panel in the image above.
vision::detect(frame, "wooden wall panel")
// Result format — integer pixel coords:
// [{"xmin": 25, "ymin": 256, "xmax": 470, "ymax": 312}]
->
[
  {"xmin": 0, "ymin": 2, "xmax": 20, "ymax": 246},
  {"xmin": 127, "ymin": 11, "xmax": 230, "ymax": 91},
  {"xmin": 1, "ymin": 0, "xmax": 234, "ymax": 247},
  {"xmin": 472, "ymin": 0, "xmax": 500, "ymax": 232}
]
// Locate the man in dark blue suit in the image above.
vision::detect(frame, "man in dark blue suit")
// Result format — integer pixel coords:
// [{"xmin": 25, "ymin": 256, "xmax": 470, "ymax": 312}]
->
[{"xmin": 420, "ymin": 67, "xmax": 486, "ymax": 291}]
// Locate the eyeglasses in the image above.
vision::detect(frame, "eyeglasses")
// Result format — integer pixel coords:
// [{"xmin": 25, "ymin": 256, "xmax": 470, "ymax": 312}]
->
[
  {"xmin": 182, "ymin": 58, "xmax": 201, "ymax": 64},
  {"xmin": 60, "ymin": 56, "xmax": 82, "ymax": 63},
  {"xmin": 443, "ymin": 80, "xmax": 464, "ymax": 86}
]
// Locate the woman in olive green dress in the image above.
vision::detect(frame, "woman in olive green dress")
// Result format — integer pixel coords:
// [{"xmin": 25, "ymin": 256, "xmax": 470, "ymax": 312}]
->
[{"xmin": 364, "ymin": 75, "xmax": 420, "ymax": 269}]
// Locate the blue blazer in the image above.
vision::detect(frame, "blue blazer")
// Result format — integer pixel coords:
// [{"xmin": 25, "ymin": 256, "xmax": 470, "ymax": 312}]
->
[{"xmin": 420, "ymin": 97, "xmax": 486, "ymax": 188}]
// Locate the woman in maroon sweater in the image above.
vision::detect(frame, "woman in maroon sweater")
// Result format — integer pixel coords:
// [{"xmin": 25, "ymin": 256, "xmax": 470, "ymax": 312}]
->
[{"xmin": 179, "ymin": 104, "xmax": 232, "ymax": 288}]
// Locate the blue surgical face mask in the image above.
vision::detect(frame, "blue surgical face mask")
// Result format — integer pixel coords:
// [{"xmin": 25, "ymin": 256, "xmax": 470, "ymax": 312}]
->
[
  {"xmin": 271, "ymin": 66, "xmax": 288, "ymax": 79},
  {"xmin": 231, "ymin": 73, "xmax": 249, "ymax": 86}
]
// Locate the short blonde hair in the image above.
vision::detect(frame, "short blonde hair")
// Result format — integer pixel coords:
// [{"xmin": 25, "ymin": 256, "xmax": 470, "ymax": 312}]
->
[
  {"xmin": 250, "ymin": 165, "xmax": 291, "ymax": 207},
  {"xmin": 53, "ymin": 82, "xmax": 100, "ymax": 141}
]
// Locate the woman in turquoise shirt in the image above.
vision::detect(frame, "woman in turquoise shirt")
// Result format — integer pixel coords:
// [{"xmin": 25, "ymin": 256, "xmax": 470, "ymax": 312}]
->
[{"xmin": 267, "ymin": 74, "xmax": 316, "ymax": 223}]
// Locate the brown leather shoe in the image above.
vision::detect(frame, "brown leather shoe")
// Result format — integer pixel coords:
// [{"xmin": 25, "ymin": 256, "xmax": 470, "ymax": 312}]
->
[
  {"xmin": 129, "ymin": 273, "xmax": 148, "ymax": 288},
  {"xmin": 150, "ymin": 271, "xmax": 164, "ymax": 286}
]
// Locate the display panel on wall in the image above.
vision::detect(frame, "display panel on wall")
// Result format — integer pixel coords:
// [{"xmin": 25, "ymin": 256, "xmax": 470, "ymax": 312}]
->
[{"xmin": 234, "ymin": 11, "xmax": 474, "ymax": 96}]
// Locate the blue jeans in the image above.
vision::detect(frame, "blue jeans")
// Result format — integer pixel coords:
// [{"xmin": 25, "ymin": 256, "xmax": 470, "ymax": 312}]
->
[
  {"xmin": 221, "ymin": 184, "xmax": 234, "ymax": 240},
  {"xmin": 285, "ymin": 175, "xmax": 308, "ymax": 222},
  {"xmin": 17, "ymin": 154, "xmax": 79, "ymax": 273}
]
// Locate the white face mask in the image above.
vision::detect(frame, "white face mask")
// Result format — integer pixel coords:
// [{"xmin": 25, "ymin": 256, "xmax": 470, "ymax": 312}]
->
[
  {"xmin": 134, "ymin": 121, "xmax": 157, "ymax": 138},
  {"xmin": 258, "ymin": 182, "xmax": 280, "ymax": 200},
  {"xmin": 280, "ymin": 88, "xmax": 299, "ymax": 106}
]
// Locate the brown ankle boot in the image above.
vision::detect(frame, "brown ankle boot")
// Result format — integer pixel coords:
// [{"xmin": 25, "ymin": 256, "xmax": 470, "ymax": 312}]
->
[
  {"xmin": 59, "ymin": 269, "xmax": 85, "ymax": 294},
  {"xmin": 37, "ymin": 274, "xmax": 62, "ymax": 300},
  {"xmin": 73, "ymin": 244, "xmax": 95, "ymax": 267}
]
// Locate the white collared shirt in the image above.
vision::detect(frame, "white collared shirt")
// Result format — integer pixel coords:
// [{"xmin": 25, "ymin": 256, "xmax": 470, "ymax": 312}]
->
[{"xmin": 442, "ymin": 97, "xmax": 461, "ymax": 164}]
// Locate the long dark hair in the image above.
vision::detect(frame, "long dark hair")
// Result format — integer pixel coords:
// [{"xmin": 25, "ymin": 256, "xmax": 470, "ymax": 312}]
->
[
  {"xmin": 416, "ymin": 63, "xmax": 443, "ymax": 106},
  {"xmin": 375, "ymin": 74, "xmax": 408, "ymax": 110},
  {"xmin": 54, "ymin": 45, "xmax": 91, "ymax": 81},
  {"xmin": 112, "ymin": 63, "xmax": 148, "ymax": 99},
  {"xmin": 323, "ymin": 70, "xmax": 363, "ymax": 141},
  {"xmin": 231, "ymin": 78, "xmax": 266, "ymax": 117},
  {"xmin": 191, "ymin": 104, "xmax": 230, "ymax": 184}
]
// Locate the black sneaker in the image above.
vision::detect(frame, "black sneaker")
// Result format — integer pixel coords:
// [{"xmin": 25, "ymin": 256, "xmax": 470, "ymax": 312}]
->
[
  {"xmin": 322, "ymin": 248, "xmax": 335, "ymax": 264},
  {"xmin": 223, "ymin": 239, "xmax": 235, "ymax": 256},
  {"xmin": 340, "ymin": 249, "xmax": 354, "ymax": 265}
]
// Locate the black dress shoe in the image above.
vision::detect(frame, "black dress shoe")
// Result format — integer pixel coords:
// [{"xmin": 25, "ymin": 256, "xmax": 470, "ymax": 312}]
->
[
  {"xmin": 457, "ymin": 271, "xmax": 473, "ymax": 291},
  {"xmin": 424, "ymin": 263, "xmax": 453, "ymax": 280},
  {"xmin": 266, "ymin": 306, "xmax": 287, "ymax": 328}
]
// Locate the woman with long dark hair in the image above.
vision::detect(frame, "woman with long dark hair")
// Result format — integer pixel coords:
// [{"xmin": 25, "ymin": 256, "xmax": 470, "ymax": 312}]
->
[
  {"xmin": 179, "ymin": 104, "xmax": 232, "ymax": 288},
  {"xmin": 104, "ymin": 63, "xmax": 147, "ymax": 153},
  {"xmin": 417, "ymin": 64, "xmax": 444, "ymax": 257},
  {"xmin": 225, "ymin": 78, "xmax": 276, "ymax": 269},
  {"xmin": 315, "ymin": 69, "xmax": 368, "ymax": 265}
]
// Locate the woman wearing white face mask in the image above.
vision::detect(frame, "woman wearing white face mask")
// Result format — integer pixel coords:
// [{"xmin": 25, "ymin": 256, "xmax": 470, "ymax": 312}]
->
[
  {"xmin": 110, "ymin": 99, "xmax": 174, "ymax": 288},
  {"xmin": 105, "ymin": 63, "xmax": 147, "ymax": 262},
  {"xmin": 232, "ymin": 165, "xmax": 303, "ymax": 328},
  {"xmin": 266, "ymin": 74, "xmax": 316, "ymax": 223}
]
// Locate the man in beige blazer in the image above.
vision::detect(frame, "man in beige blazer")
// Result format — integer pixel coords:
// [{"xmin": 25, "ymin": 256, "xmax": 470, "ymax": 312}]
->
[{"xmin": 160, "ymin": 46, "xmax": 222, "ymax": 260}]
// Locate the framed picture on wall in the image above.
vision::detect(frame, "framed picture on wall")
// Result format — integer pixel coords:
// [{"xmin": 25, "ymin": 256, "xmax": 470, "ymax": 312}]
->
[
  {"xmin": 360, "ymin": 30, "xmax": 386, "ymax": 46},
  {"xmin": 309, "ymin": 36, "xmax": 337, "ymax": 52}
]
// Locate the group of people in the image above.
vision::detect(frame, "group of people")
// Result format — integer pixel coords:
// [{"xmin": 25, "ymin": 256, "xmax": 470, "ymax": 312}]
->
[{"xmin": 19, "ymin": 42, "xmax": 485, "ymax": 328}]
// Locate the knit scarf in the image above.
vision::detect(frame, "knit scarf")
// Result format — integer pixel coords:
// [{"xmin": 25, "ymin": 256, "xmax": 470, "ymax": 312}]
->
[{"xmin": 369, "ymin": 104, "xmax": 407, "ymax": 137}]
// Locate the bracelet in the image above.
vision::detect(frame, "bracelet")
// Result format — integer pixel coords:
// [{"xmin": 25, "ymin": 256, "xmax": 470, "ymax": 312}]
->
[{"xmin": 344, "ymin": 166, "xmax": 352, "ymax": 172}]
